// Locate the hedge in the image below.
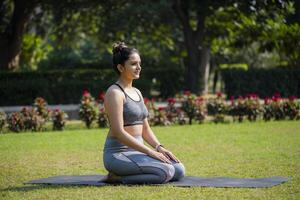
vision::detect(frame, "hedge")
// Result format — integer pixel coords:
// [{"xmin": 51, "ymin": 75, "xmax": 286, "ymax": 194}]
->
[
  {"xmin": 0, "ymin": 68, "xmax": 184, "ymax": 106},
  {"xmin": 221, "ymin": 68, "xmax": 300, "ymax": 98}
]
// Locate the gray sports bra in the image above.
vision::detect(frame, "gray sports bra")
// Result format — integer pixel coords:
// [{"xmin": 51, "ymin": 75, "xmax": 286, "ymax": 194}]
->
[{"xmin": 114, "ymin": 83, "xmax": 149, "ymax": 126}]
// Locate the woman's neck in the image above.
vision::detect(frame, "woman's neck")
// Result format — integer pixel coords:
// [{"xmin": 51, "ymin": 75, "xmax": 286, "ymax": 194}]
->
[{"xmin": 116, "ymin": 78, "xmax": 133, "ymax": 89}]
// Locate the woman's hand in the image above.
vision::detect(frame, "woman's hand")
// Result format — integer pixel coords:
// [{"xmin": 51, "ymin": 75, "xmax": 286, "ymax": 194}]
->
[
  {"xmin": 157, "ymin": 146, "xmax": 180, "ymax": 163},
  {"xmin": 147, "ymin": 150, "xmax": 172, "ymax": 164}
]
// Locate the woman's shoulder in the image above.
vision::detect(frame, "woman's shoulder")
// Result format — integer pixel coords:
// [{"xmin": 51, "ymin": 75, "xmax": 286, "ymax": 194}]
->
[{"xmin": 105, "ymin": 84, "xmax": 125, "ymax": 100}]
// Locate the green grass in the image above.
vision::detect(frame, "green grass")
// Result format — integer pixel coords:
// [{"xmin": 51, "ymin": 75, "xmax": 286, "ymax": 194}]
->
[{"xmin": 0, "ymin": 121, "xmax": 299, "ymax": 200}]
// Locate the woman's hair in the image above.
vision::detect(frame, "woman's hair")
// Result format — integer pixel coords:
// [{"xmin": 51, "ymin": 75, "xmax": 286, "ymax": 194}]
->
[{"xmin": 112, "ymin": 42, "xmax": 139, "ymax": 75}]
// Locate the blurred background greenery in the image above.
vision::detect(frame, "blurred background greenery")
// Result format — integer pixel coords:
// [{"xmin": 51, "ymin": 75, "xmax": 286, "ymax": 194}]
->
[{"xmin": 0, "ymin": 0, "xmax": 299, "ymax": 105}]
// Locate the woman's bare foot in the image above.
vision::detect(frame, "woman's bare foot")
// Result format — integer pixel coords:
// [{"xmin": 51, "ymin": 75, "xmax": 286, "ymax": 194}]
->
[{"xmin": 103, "ymin": 172, "xmax": 121, "ymax": 183}]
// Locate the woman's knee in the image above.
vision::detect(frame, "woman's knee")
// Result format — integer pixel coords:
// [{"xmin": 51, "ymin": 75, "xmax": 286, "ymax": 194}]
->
[{"xmin": 171, "ymin": 162, "xmax": 185, "ymax": 181}]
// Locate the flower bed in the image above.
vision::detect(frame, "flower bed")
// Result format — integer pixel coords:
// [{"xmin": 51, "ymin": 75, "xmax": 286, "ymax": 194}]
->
[{"xmin": 0, "ymin": 91, "xmax": 299, "ymax": 133}]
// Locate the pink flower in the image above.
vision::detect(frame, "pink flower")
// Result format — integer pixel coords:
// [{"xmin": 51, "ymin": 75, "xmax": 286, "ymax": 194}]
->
[{"xmin": 83, "ymin": 90, "xmax": 90, "ymax": 97}]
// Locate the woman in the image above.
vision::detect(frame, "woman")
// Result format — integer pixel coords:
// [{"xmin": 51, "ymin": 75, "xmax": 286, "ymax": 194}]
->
[{"xmin": 103, "ymin": 42, "xmax": 185, "ymax": 184}]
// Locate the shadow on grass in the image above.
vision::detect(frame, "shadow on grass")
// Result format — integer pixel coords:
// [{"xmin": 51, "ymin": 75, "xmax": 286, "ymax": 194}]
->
[{"xmin": 0, "ymin": 184, "xmax": 107, "ymax": 192}]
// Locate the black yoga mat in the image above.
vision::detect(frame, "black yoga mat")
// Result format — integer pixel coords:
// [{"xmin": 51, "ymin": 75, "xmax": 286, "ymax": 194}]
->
[{"xmin": 25, "ymin": 174, "xmax": 290, "ymax": 188}]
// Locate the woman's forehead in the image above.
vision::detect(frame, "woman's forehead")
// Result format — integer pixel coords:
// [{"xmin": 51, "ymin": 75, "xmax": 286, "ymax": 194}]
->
[{"xmin": 128, "ymin": 53, "xmax": 141, "ymax": 62}]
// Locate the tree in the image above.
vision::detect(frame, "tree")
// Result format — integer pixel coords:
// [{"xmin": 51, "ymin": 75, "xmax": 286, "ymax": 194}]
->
[{"xmin": 0, "ymin": 0, "xmax": 38, "ymax": 70}]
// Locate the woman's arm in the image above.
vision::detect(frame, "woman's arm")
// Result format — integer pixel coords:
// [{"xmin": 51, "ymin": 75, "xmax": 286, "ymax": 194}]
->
[
  {"xmin": 142, "ymin": 119, "xmax": 161, "ymax": 149},
  {"xmin": 104, "ymin": 88, "xmax": 171, "ymax": 164},
  {"xmin": 142, "ymin": 118, "xmax": 180, "ymax": 163}
]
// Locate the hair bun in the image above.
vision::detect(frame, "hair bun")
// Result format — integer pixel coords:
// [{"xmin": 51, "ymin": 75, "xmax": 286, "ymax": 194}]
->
[{"xmin": 112, "ymin": 42, "xmax": 127, "ymax": 54}]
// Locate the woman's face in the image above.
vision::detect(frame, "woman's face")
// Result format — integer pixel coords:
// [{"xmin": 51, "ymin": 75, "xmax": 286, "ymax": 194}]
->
[{"xmin": 120, "ymin": 52, "xmax": 141, "ymax": 80}]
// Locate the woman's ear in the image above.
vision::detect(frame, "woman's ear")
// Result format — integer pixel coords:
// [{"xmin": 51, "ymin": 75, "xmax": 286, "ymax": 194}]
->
[{"xmin": 117, "ymin": 64, "xmax": 124, "ymax": 73}]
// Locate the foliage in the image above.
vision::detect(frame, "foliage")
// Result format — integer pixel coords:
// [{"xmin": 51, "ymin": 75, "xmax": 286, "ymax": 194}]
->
[
  {"xmin": 20, "ymin": 33, "xmax": 53, "ymax": 71},
  {"xmin": 20, "ymin": 107, "xmax": 45, "ymax": 132},
  {"xmin": 180, "ymin": 91, "xmax": 197, "ymax": 125},
  {"xmin": 33, "ymin": 97, "xmax": 51, "ymax": 122},
  {"xmin": 97, "ymin": 107, "xmax": 108, "ymax": 128},
  {"xmin": 0, "ymin": 68, "xmax": 185, "ymax": 106},
  {"xmin": 79, "ymin": 90, "xmax": 98, "ymax": 128},
  {"xmin": 7, "ymin": 112, "xmax": 25, "ymax": 133},
  {"xmin": 52, "ymin": 109, "xmax": 68, "ymax": 131},
  {"xmin": 228, "ymin": 96, "xmax": 247, "ymax": 122},
  {"xmin": 283, "ymin": 96, "xmax": 300, "ymax": 120},
  {"xmin": 165, "ymin": 98, "xmax": 178, "ymax": 124},
  {"xmin": 207, "ymin": 92, "xmax": 227, "ymax": 123},
  {"xmin": 221, "ymin": 68, "xmax": 300, "ymax": 98},
  {"xmin": 0, "ymin": 111, "xmax": 6, "ymax": 132}
]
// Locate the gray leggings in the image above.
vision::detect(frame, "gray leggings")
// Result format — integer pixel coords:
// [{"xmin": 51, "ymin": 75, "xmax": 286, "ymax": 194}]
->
[{"xmin": 103, "ymin": 135, "xmax": 185, "ymax": 184}]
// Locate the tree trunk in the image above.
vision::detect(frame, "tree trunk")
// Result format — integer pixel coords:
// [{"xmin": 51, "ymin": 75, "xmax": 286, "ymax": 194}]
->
[
  {"xmin": 173, "ymin": 0, "xmax": 210, "ymax": 95},
  {"xmin": 199, "ymin": 47, "xmax": 210, "ymax": 94},
  {"xmin": 0, "ymin": 0, "xmax": 36, "ymax": 71}
]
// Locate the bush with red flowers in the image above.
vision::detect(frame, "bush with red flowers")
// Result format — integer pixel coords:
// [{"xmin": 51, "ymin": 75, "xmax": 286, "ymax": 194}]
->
[
  {"xmin": 181, "ymin": 91, "xmax": 197, "ymax": 124},
  {"xmin": 7, "ymin": 112, "xmax": 25, "ymax": 133},
  {"xmin": 165, "ymin": 97, "xmax": 178, "ymax": 124},
  {"xmin": 207, "ymin": 92, "xmax": 227, "ymax": 123},
  {"xmin": 244, "ymin": 94, "xmax": 262, "ymax": 122},
  {"xmin": 33, "ymin": 97, "xmax": 51, "ymax": 123},
  {"xmin": 263, "ymin": 97, "xmax": 273, "ymax": 121},
  {"xmin": 270, "ymin": 93, "xmax": 285, "ymax": 120},
  {"xmin": 0, "ymin": 111, "xmax": 6, "ymax": 133},
  {"xmin": 20, "ymin": 107, "xmax": 45, "ymax": 131},
  {"xmin": 194, "ymin": 96, "xmax": 206, "ymax": 124},
  {"xmin": 79, "ymin": 90, "xmax": 98, "ymax": 128},
  {"xmin": 283, "ymin": 96, "xmax": 300, "ymax": 120},
  {"xmin": 154, "ymin": 107, "xmax": 171, "ymax": 126},
  {"xmin": 52, "ymin": 109, "xmax": 68, "ymax": 130},
  {"xmin": 97, "ymin": 107, "xmax": 108, "ymax": 128},
  {"xmin": 228, "ymin": 96, "xmax": 247, "ymax": 122}
]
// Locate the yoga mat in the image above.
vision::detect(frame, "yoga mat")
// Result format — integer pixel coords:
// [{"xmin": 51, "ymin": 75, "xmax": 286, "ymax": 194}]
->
[{"xmin": 25, "ymin": 174, "xmax": 290, "ymax": 188}]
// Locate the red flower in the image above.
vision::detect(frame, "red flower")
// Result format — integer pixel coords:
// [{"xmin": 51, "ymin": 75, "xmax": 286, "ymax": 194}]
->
[
  {"xmin": 167, "ymin": 98, "xmax": 176, "ymax": 104},
  {"xmin": 158, "ymin": 107, "xmax": 164, "ymax": 111},
  {"xmin": 184, "ymin": 90, "xmax": 191, "ymax": 96},
  {"xmin": 288, "ymin": 96, "xmax": 296, "ymax": 101},
  {"xmin": 264, "ymin": 97, "xmax": 270, "ymax": 104},
  {"xmin": 272, "ymin": 95, "xmax": 280, "ymax": 102},
  {"xmin": 83, "ymin": 90, "xmax": 90, "ymax": 97},
  {"xmin": 274, "ymin": 92, "xmax": 281, "ymax": 98},
  {"xmin": 144, "ymin": 97, "xmax": 150, "ymax": 104},
  {"xmin": 216, "ymin": 92, "xmax": 223, "ymax": 98},
  {"xmin": 98, "ymin": 92, "xmax": 105, "ymax": 101}
]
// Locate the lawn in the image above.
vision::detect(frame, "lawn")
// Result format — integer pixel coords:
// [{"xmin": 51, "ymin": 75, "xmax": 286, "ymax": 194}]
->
[{"xmin": 0, "ymin": 121, "xmax": 299, "ymax": 200}]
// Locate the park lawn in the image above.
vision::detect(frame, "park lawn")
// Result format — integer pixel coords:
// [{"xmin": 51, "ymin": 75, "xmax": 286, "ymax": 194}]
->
[{"xmin": 0, "ymin": 121, "xmax": 299, "ymax": 200}]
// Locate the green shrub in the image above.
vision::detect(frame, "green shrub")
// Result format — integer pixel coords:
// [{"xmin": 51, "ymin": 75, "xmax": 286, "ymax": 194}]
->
[
  {"xmin": 7, "ymin": 112, "xmax": 25, "ymax": 133},
  {"xmin": 79, "ymin": 90, "xmax": 98, "ymax": 128},
  {"xmin": 0, "ymin": 68, "xmax": 184, "ymax": 106},
  {"xmin": 20, "ymin": 107, "xmax": 45, "ymax": 132},
  {"xmin": 221, "ymin": 68, "xmax": 300, "ymax": 98},
  {"xmin": 0, "ymin": 111, "xmax": 6, "ymax": 132},
  {"xmin": 52, "ymin": 109, "xmax": 68, "ymax": 131},
  {"xmin": 207, "ymin": 92, "xmax": 227, "ymax": 123}
]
